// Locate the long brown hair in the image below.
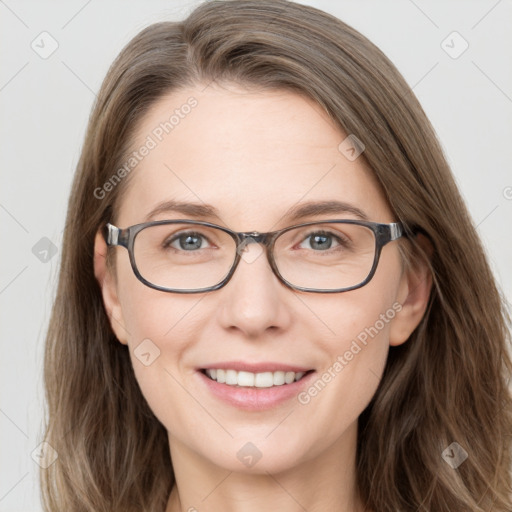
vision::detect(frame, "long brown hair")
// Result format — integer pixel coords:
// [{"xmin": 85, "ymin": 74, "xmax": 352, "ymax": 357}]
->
[{"xmin": 40, "ymin": 1, "xmax": 512, "ymax": 510}]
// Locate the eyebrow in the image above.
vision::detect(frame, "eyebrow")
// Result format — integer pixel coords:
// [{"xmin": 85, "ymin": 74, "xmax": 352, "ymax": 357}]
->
[
  {"xmin": 144, "ymin": 199, "xmax": 369, "ymax": 224},
  {"xmin": 282, "ymin": 200, "xmax": 369, "ymax": 222},
  {"xmin": 145, "ymin": 200, "xmax": 222, "ymax": 222}
]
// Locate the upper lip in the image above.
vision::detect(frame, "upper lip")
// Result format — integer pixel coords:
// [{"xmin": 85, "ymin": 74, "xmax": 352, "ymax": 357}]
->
[{"xmin": 200, "ymin": 361, "xmax": 313, "ymax": 373}]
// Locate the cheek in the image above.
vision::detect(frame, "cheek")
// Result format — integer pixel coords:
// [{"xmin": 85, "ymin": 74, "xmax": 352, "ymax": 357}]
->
[
  {"xmin": 118, "ymin": 276, "xmax": 205, "ymax": 371},
  {"xmin": 313, "ymin": 246, "xmax": 402, "ymax": 363},
  {"xmin": 114, "ymin": 249, "xmax": 202, "ymax": 343},
  {"xmin": 296, "ymin": 252, "xmax": 402, "ymax": 431},
  {"xmin": 285, "ymin": 304, "xmax": 392, "ymax": 466},
  {"xmin": 305, "ymin": 287, "xmax": 397, "ymax": 398},
  {"xmin": 117, "ymin": 285, "xmax": 205, "ymax": 428}
]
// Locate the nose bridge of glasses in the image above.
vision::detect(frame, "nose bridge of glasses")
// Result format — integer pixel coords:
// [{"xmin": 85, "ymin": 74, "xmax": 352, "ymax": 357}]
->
[{"xmin": 237, "ymin": 231, "xmax": 273, "ymax": 249}]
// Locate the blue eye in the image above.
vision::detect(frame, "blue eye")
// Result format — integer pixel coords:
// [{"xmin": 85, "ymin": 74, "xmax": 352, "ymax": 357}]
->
[
  {"xmin": 299, "ymin": 231, "xmax": 344, "ymax": 251},
  {"xmin": 165, "ymin": 232, "xmax": 209, "ymax": 251}
]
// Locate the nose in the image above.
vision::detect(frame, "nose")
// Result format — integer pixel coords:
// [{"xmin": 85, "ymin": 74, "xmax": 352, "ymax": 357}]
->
[{"xmin": 216, "ymin": 241, "xmax": 293, "ymax": 338}]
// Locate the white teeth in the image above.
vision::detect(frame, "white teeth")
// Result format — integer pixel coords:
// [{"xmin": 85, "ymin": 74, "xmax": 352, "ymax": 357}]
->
[
  {"xmin": 237, "ymin": 371, "xmax": 255, "ymax": 387},
  {"xmin": 225, "ymin": 369, "xmax": 238, "ymax": 385},
  {"xmin": 273, "ymin": 371, "xmax": 285, "ymax": 386},
  {"xmin": 204, "ymin": 369, "xmax": 309, "ymax": 387},
  {"xmin": 255, "ymin": 372, "xmax": 274, "ymax": 388}
]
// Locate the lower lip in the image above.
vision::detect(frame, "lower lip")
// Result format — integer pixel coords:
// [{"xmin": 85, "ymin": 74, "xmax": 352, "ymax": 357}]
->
[{"xmin": 197, "ymin": 370, "xmax": 315, "ymax": 411}]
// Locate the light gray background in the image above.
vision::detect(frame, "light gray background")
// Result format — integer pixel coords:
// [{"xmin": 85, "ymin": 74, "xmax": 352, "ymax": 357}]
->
[{"xmin": 1, "ymin": 1, "xmax": 511, "ymax": 510}]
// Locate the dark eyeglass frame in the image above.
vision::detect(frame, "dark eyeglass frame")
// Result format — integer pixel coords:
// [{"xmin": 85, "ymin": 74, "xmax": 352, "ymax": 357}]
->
[{"xmin": 103, "ymin": 219, "xmax": 406, "ymax": 294}]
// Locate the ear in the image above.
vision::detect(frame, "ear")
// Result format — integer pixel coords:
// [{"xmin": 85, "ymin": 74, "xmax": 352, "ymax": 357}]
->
[
  {"xmin": 389, "ymin": 234, "xmax": 433, "ymax": 347},
  {"xmin": 93, "ymin": 230, "xmax": 129, "ymax": 345}
]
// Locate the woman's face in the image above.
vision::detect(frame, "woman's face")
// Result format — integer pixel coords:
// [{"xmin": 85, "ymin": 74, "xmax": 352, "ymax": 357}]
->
[{"xmin": 96, "ymin": 83, "xmax": 424, "ymax": 475}]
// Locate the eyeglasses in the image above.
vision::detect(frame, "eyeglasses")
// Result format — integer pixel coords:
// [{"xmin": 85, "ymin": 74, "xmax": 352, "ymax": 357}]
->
[{"xmin": 103, "ymin": 219, "xmax": 405, "ymax": 293}]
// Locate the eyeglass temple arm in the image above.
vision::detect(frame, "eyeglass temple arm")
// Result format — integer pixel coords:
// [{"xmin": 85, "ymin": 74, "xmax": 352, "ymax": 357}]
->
[
  {"xmin": 389, "ymin": 222, "xmax": 403, "ymax": 240},
  {"xmin": 102, "ymin": 223, "xmax": 117, "ymax": 245},
  {"xmin": 103, "ymin": 223, "xmax": 130, "ymax": 248}
]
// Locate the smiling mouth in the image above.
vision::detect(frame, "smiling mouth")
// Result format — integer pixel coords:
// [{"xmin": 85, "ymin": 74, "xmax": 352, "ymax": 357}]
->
[{"xmin": 200, "ymin": 368, "xmax": 314, "ymax": 388}]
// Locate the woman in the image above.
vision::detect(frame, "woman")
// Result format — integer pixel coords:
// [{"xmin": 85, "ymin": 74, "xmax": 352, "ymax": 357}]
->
[{"xmin": 40, "ymin": 0, "xmax": 512, "ymax": 510}]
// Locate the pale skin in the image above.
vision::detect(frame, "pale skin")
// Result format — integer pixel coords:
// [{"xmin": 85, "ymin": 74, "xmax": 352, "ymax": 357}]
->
[{"xmin": 94, "ymin": 82, "xmax": 431, "ymax": 512}]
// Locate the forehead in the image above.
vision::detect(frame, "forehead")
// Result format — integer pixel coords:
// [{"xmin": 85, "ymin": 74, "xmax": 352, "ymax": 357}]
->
[{"xmin": 116, "ymin": 83, "xmax": 392, "ymax": 229}]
